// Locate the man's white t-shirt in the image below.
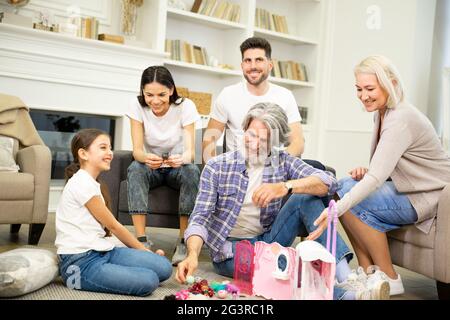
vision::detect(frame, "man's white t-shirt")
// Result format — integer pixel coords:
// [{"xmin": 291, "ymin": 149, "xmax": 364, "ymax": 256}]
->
[
  {"xmin": 229, "ymin": 163, "xmax": 265, "ymax": 238},
  {"xmin": 55, "ymin": 169, "xmax": 115, "ymax": 255},
  {"xmin": 210, "ymin": 81, "xmax": 301, "ymax": 151},
  {"xmin": 126, "ymin": 97, "xmax": 200, "ymax": 157}
]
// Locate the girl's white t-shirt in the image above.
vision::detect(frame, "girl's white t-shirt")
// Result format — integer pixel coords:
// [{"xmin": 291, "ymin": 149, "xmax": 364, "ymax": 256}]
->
[
  {"xmin": 55, "ymin": 169, "xmax": 114, "ymax": 255},
  {"xmin": 126, "ymin": 98, "xmax": 200, "ymax": 157}
]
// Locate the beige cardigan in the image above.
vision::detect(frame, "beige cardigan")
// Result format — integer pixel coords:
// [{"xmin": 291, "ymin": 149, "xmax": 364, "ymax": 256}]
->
[
  {"xmin": 0, "ymin": 93, "xmax": 44, "ymax": 147},
  {"xmin": 335, "ymin": 102, "xmax": 450, "ymax": 234}
]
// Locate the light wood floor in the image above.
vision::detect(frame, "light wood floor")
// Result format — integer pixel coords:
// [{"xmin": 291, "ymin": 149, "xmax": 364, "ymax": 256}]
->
[{"xmin": 0, "ymin": 213, "xmax": 438, "ymax": 300}]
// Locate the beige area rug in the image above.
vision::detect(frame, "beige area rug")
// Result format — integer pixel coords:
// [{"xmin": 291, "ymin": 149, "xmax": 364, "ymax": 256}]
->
[{"xmin": 10, "ymin": 261, "xmax": 240, "ymax": 300}]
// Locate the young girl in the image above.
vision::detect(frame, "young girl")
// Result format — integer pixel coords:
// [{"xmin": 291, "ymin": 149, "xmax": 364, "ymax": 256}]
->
[
  {"xmin": 55, "ymin": 128, "xmax": 172, "ymax": 296},
  {"xmin": 126, "ymin": 66, "xmax": 201, "ymax": 266}
]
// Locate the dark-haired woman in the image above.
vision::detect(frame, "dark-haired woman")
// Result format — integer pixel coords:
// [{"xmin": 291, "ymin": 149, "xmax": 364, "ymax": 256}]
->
[{"xmin": 126, "ymin": 66, "xmax": 200, "ymax": 266}]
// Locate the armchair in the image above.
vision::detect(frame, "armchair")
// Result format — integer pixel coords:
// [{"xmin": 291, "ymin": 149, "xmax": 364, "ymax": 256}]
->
[{"xmin": 0, "ymin": 139, "xmax": 51, "ymax": 245}]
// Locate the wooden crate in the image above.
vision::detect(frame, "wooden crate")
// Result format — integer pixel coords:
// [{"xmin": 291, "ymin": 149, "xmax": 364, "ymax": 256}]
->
[
  {"xmin": 177, "ymin": 86, "xmax": 189, "ymax": 98},
  {"xmin": 189, "ymin": 91, "xmax": 212, "ymax": 115}
]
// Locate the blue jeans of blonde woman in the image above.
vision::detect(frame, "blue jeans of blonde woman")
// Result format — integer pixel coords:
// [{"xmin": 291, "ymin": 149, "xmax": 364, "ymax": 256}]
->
[
  {"xmin": 58, "ymin": 248, "xmax": 172, "ymax": 296},
  {"xmin": 337, "ymin": 177, "xmax": 418, "ymax": 232},
  {"xmin": 127, "ymin": 161, "xmax": 200, "ymax": 216},
  {"xmin": 212, "ymin": 193, "xmax": 354, "ymax": 300}
]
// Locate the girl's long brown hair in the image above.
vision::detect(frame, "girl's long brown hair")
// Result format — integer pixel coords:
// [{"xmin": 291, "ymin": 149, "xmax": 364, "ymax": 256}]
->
[{"xmin": 65, "ymin": 128, "xmax": 113, "ymax": 236}]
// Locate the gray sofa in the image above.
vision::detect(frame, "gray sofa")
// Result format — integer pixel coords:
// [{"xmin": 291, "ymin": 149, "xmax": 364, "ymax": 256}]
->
[
  {"xmin": 387, "ymin": 183, "xmax": 450, "ymax": 299},
  {"xmin": 99, "ymin": 150, "xmax": 184, "ymax": 229}
]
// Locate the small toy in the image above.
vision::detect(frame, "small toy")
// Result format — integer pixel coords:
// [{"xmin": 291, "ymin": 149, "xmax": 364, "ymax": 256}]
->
[
  {"xmin": 217, "ymin": 290, "xmax": 228, "ymax": 299},
  {"xmin": 210, "ymin": 282, "xmax": 227, "ymax": 292},
  {"xmin": 186, "ymin": 275, "xmax": 195, "ymax": 285},
  {"xmin": 233, "ymin": 240, "xmax": 255, "ymax": 295},
  {"xmin": 226, "ymin": 283, "xmax": 240, "ymax": 299},
  {"xmin": 175, "ymin": 289, "xmax": 190, "ymax": 300},
  {"xmin": 188, "ymin": 278, "xmax": 214, "ymax": 297}
]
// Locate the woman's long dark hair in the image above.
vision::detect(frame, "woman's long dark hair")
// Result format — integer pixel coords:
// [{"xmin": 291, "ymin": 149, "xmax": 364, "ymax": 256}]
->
[
  {"xmin": 137, "ymin": 65, "xmax": 184, "ymax": 107},
  {"xmin": 65, "ymin": 128, "xmax": 113, "ymax": 236}
]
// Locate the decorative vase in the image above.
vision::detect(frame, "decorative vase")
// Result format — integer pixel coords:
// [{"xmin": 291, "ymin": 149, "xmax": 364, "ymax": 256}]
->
[{"xmin": 121, "ymin": 0, "xmax": 142, "ymax": 36}]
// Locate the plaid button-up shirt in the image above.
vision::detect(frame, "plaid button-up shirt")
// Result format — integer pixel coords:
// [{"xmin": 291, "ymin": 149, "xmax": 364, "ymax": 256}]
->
[{"xmin": 185, "ymin": 151, "xmax": 337, "ymax": 263}]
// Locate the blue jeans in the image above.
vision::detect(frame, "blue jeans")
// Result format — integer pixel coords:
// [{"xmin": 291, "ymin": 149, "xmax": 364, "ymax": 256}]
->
[
  {"xmin": 127, "ymin": 161, "xmax": 200, "ymax": 216},
  {"xmin": 212, "ymin": 193, "xmax": 353, "ymax": 300},
  {"xmin": 337, "ymin": 177, "xmax": 418, "ymax": 232},
  {"xmin": 58, "ymin": 247, "xmax": 172, "ymax": 296}
]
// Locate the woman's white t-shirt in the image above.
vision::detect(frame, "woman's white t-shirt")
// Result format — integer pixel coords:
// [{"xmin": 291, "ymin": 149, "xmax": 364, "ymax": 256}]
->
[
  {"xmin": 55, "ymin": 169, "xmax": 114, "ymax": 255},
  {"xmin": 126, "ymin": 98, "xmax": 200, "ymax": 157}
]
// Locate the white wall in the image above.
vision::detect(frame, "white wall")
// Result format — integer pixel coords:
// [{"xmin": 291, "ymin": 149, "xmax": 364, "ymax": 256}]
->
[
  {"xmin": 318, "ymin": 0, "xmax": 437, "ymax": 178},
  {"xmin": 427, "ymin": 0, "xmax": 450, "ymax": 134}
]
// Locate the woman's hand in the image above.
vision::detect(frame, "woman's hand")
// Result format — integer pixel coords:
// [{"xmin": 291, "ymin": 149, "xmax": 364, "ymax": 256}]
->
[
  {"xmin": 306, "ymin": 207, "xmax": 328, "ymax": 241},
  {"xmin": 348, "ymin": 167, "xmax": 368, "ymax": 181},
  {"xmin": 166, "ymin": 154, "xmax": 183, "ymax": 168},
  {"xmin": 252, "ymin": 183, "xmax": 288, "ymax": 208},
  {"xmin": 145, "ymin": 153, "xmax": 163, "ymax": 169}
]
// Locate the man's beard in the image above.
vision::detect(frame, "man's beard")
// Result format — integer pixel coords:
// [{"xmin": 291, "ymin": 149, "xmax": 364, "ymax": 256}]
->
[
  {"xmin": 243, "ymin": 70, "xmax": 269, "ymax": 86},
  {"xmin": 246, "ymin": 148, "xmax": 269, "ymax": 166}
]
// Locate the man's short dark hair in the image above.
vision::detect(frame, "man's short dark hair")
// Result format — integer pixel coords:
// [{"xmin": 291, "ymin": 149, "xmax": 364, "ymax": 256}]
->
[{"xmin": 240, "ymin": 37, "xmax": 272, "ymax": 59}]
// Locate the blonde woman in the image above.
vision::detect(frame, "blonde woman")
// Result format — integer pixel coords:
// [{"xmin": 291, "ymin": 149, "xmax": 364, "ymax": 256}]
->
[{"xmin": 309, "ymin": 55, "xmax": 450, "ymax": 296}]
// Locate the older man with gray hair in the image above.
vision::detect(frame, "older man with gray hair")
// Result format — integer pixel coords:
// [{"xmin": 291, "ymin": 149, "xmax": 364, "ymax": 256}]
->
[{"xmin": 175, "ymin": 103, "xmax": 383, "ymax": 300}]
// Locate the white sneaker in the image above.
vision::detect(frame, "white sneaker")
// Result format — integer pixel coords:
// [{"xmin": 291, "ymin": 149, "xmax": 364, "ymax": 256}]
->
[
  {"xmin": 387, "ymin": 274, "xmax": 405, "ymax": 296},
  {"xmin": 337, "ymin": 266, "xmax": 390, "ymax": 300},
  {"xmin": 335, "ymin": 267, "xmax": 368, "ymax": 292},
  {"xmin": 366, "ymin": 266, "xmax": 404, "ymax": 296},
  {"xmin": 355, "ymin": 281, "xmax": 390, "ymax": 300}
]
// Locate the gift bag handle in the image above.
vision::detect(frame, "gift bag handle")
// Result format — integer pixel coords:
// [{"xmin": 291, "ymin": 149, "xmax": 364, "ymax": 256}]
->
[{"xmin": 326, "ymin": 200, "xmax": 338, "ymax": 257}]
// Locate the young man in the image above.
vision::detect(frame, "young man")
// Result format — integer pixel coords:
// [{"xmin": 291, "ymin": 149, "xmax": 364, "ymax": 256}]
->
[
  {"xmin": 203, "ymin": 37, "xmax": 304, "ymax": 162},
  {"xmin": 176, "ymin": 103, "xmax": 390, "ymax": 300}
]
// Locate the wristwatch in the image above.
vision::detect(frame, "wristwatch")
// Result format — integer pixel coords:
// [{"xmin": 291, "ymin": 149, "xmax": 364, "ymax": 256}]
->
[{"xmin": 284, "ymin": 181, "xmax": 293, "ymax": 194}]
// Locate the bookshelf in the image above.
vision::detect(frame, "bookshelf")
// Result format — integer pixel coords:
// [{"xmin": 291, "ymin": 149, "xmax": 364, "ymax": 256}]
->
[
  {"xmin": 0, "ymin": 0, "xmax": 327, "ymax": 159},
  {"xmin": 166, "ymin": 7, "xmax": 247, "ymax": 30}
]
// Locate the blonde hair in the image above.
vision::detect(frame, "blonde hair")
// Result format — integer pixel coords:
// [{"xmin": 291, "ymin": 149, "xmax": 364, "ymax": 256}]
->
[{"xmin": 354, "ymin": 55, "xmax": 405, "ymax": 109}]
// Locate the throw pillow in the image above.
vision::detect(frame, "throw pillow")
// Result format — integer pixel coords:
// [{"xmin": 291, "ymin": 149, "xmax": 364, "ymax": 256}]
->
[
  {"xmin": 0, "ymin": 248, "xmax": 59, "ymax": 297},
  {"xmin": 0, "ymin": 135, "xmax": 19, "ymax": 172}
]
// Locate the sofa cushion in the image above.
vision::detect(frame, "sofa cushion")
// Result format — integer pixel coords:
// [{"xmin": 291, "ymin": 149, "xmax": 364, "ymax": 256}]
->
[
  {"xmin": 0, "ymin": 248, "xmax": 59, "ymax": 297},
  {"xmin": 0, "ymin": 135, "xmax": 19, "ymax": 172},
  {"xmin": 119, "ymin": 180, "xmax": 180, "ymax": 215},
  {"xmin": 0, "ymin": 172, "xmax": 34, "ymax": 200},
  {"xmin": 387, "ymin": 222, "xmax": 435, "ymax": 249}
]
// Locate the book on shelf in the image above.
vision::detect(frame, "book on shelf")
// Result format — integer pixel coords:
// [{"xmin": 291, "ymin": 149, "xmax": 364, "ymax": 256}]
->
[
  {"xmin": 70, "ymin": 16, "xmax": 100, "ymax": 39},
  {"xmin": 191, "ymin": 0, "xmax": 203, "ymax": 13},
  {"xmin": 271, "ymin": 60, "xmax": 308, "ymax": 82},
  {"xmin": 98, "ymin": 33, "xmax": 124, "ymax": 44},
  {"xmin": 190, "ymin": 0, "xmax": 241, "ymax": 23},
  {"xmin": 193, "ymin": 45, "xmax": 205, "ymax": 65},
  {"xmin": 255, "ymin": 8, "xmax": 289, "ymax": 34},
  {"xmin": 166, "ymin": 39, "xmax": 209, "ymax": 67}
]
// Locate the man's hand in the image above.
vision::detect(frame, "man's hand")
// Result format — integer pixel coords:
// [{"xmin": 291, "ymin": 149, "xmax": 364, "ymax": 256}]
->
[
  {"xmin": 348, "ymin": 167, "xmax": 368, "ymax": 181},
  {"xmin": 166, "ymin": 154, "xmax": 183, "ymax": 168},
  {"xmin": 306, "ymin": 207, "xmax": 328, "ymax": 241},
  {"xmin": 252, "ymin": 182, "xmax": 288, "ymax": 208},
  {"xmin": 145, "ymin": 153, "xmax": 163, "ymax": 169},
  {"xmin": 175, "ymin": 254, "xmax": 198, "ymax": 284}
]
